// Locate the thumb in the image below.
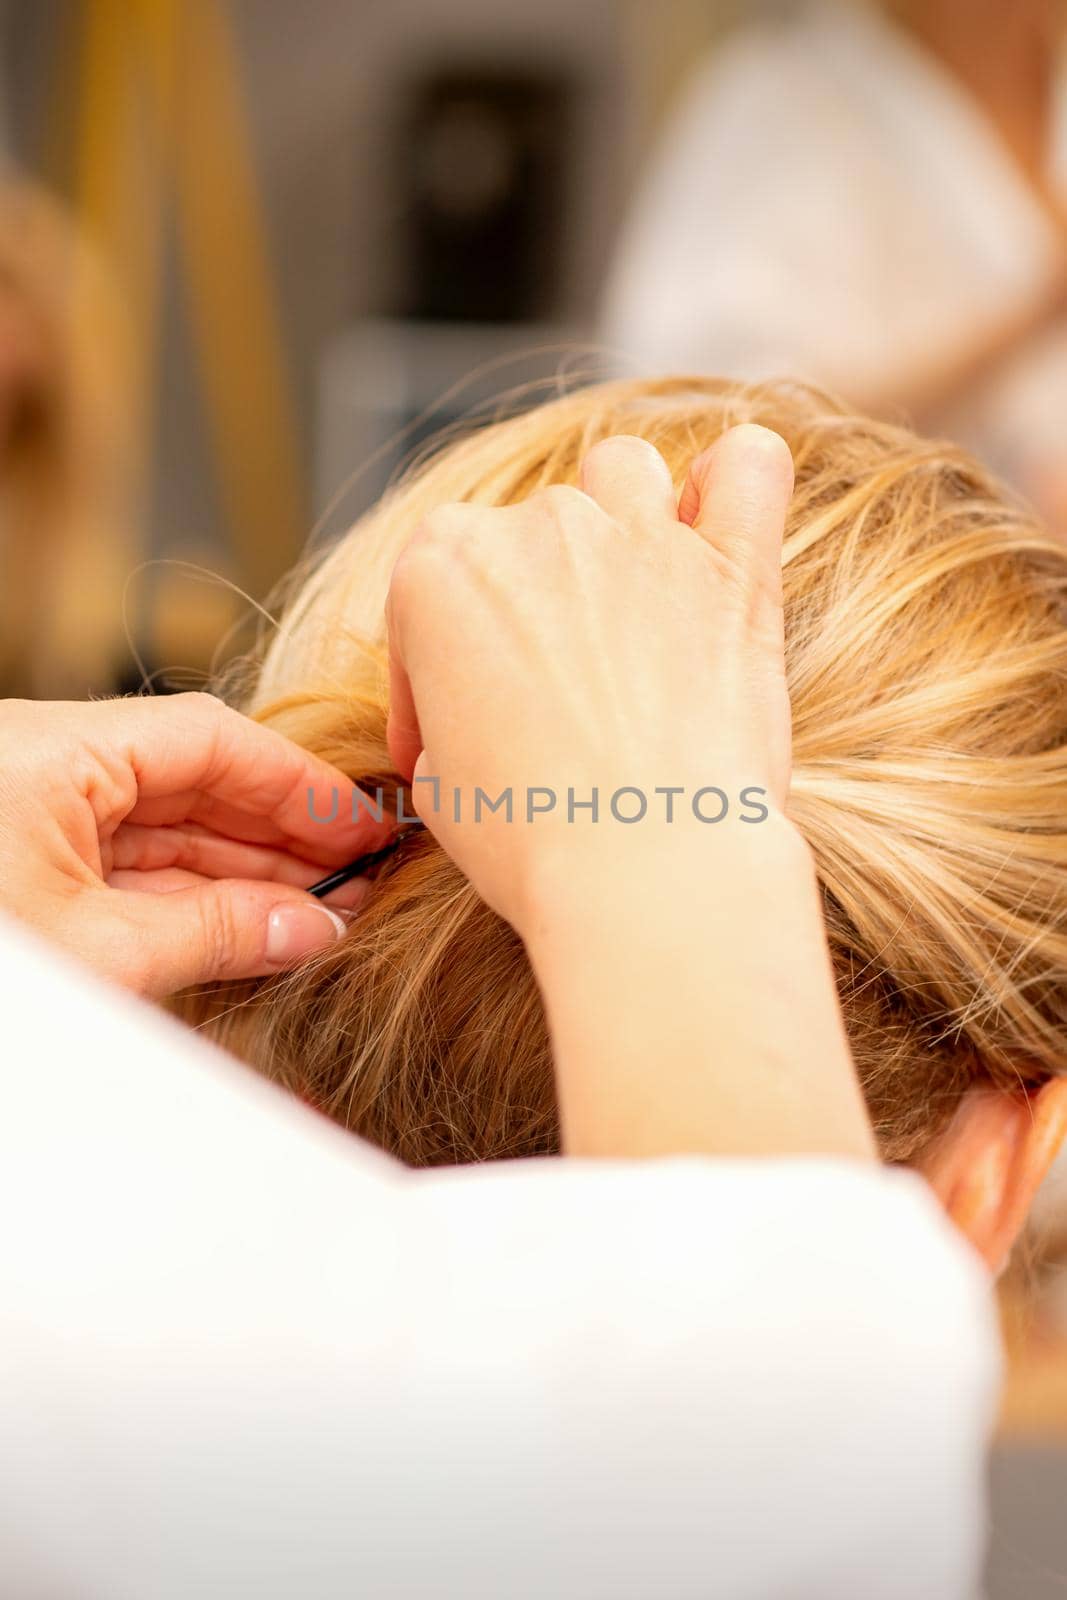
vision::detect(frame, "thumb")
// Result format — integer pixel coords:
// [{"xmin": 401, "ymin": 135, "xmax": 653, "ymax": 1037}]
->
[
  {"xmin": 679, "ymin": 424, "xmax": 794, "ymax": 595},
  {"xmin": 113, "ymin": 879, "xmax": 348, "ymax": 996},
  {"xmin": 385, "ymin": 560, "xmax": 425, "ymax": 782}
]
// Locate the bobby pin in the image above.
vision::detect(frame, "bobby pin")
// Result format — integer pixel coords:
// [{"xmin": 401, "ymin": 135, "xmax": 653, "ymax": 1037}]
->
[{"xmin": 307, "ymin": 819, "xmax": 427, "ymax": 899}]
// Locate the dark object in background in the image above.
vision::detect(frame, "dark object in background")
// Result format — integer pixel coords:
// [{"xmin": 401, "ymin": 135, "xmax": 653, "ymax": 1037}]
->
[{"xmin": 400, "ymin": 69, "xmax": 572, "ymax": 323}]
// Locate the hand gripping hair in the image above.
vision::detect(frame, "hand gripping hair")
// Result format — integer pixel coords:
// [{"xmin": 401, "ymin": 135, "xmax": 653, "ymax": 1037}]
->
[{"xmin": 174, "ymin": 377, "xmax": 1067, "ymax": 1224}]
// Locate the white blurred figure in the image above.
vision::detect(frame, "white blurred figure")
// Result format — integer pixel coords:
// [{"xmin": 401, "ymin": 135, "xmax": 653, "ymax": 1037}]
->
[{"xmin": 604, "ymin": 0, "xmax": 1067, "ymax": 530}]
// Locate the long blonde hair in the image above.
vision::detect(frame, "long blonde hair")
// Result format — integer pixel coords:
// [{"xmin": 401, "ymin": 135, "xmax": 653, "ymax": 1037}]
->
[{"xmin": 178, "ymin": 376, "xmax": 1067, "ymax": 1165}]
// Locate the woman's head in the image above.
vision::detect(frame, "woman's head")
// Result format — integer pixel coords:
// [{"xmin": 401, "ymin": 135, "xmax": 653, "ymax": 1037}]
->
[{"xmin": 182, "ymin": 376, "xmax": 1067, "ymax": 1192}]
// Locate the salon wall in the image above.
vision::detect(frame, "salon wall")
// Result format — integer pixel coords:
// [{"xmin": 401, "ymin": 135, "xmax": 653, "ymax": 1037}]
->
[{"xmin": 1, "ymin": 0, "xmax": 745, "ymax": 687}]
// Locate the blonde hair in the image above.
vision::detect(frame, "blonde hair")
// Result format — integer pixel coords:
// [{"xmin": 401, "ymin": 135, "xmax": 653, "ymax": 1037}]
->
[{"xmin": 178, "ymin": 376, "xmax": 1067, "ymax": 1166}]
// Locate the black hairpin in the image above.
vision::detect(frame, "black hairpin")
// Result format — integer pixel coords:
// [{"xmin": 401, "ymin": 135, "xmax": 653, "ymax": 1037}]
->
[{"xmin": 307, "ymin": 819, "xmax": 426, "ymax": 899}]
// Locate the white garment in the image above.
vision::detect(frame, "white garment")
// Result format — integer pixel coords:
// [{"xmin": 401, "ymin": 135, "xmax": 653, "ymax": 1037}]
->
[
  {"xmin": 603, "ymin": 0, "xmax": 1067, "ymax": 509},
  {"xmin": 0, "ymin": 912, "xmax": 997, "ymax": 1599}
]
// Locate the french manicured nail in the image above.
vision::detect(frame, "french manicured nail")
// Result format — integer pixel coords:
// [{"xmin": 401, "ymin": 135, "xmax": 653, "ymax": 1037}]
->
[{"xmin": 266, "ymin": 902, "xmax": 347, "ymax": 964}]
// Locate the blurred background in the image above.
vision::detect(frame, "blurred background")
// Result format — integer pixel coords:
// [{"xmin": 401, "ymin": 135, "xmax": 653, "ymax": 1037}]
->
[
  {"xmin": 5, "ymin": 0, "xmax": 1067, "ymax": 1588},
  {"xmin": 0, "ymin": 0, "xmax": 732, "ymax": 696}
]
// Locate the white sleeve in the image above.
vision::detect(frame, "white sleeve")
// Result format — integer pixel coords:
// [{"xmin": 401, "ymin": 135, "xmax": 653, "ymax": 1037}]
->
[{"xmin": 0, "ymin": 913, "xmax": 997, "ymax": 1600}]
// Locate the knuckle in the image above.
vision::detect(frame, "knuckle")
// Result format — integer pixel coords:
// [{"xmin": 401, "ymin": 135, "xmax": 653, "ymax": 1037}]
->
[
  {"xmin": 413, "ymin": 502, "xmax": 468, "ymax": 547},
  {"xmin": 389, "ymin": 542, "xmax": 436, "ymax": 610},
  {"xmin": 171, "ymin": 691, "xmax": 228, "ymax": 778},
  {"xmin": 197, "ymin": 891, "xmax": 244, "ymax": 978},
  {"xmin": 391, "ymin": 504, "xmax": 477, "ymax": 601},
  {"xmin": 174, "ymin": 690, "xmax": 224, "ymax": 728},
  {"xmin": 185, "ymin": 689, "xmax": 222, "ymax": 715},
  {"xmin": 709, "ymin": 534, "xmax": 756, "ymax": 592},
  {"xmin": 96, "ymin": 903, "xmax": 160, "ymax": 994},
  {"xmin": 534, "ymin": 484, "xmax": 597, "ymax": 532},
  {"xmin": 400, "ymin": 508, "xmax": 463, "ymax": 569},
  {"xmin": 712, "ymin": 544, "xmax": 781, "ymax": 630},
  {"xmin": 121, "ymin": 938, "xmax": 159, "ymax": 995},
  {"xmin": 537, "ymin": 482, "xmax": 586, "ymax": 513}
]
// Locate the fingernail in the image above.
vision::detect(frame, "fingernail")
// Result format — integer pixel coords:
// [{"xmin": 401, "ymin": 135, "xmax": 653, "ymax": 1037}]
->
[{"xmin": 266, "ymin": 901, "xmax": 347, "ymax": 964}]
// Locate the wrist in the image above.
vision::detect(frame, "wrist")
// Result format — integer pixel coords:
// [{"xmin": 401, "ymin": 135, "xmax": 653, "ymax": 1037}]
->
[
  {"xmin": 514, "ymin": 810, "xmax": 875, "ymax": 1164},
  {"xmin": 516, "ymin": 806, "xmax": 814, "ymax": 954}
]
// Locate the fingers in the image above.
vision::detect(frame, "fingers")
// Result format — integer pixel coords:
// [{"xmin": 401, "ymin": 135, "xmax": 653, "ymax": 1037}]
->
[
  {"xmin": 99, "ymin": 693, "xmax": 393, "ymax": 861},
  {"xmin": 679, "ymin": 424, "xmax": 794, "ymax": 595},
  {"xmin": 385, "ymin": 612, "xmax": 423, "ymax": 783},
  {"xmin": 579, "ymin": 435, "xmax": 677, "ymax": 530},
  {"xmin": 107, "ymin": 860, "xmax": 369, "ymax": 912},
  {"xmin": 107, "ymin": 821, "xmax": 350, "ymax": 888},
  {"xmin": 385, "ymin": 510, "xmax": 472, "ymax": 781},
  {"xmin": 108, "ymin": 867, "xmax": 206, "ymax": 895},
  {"xmin": 112, "ymin": 878, "xmax": 350, "ymax": 996}
]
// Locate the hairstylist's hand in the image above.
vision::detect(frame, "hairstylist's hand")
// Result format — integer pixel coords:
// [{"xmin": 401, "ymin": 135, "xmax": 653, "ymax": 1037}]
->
[
  {"xmin": 387, "ymin": 425, "xmax": 795, "ymax": 924},
  {"xmin": 387, "ymin": 426, "xmax": 875, "ymax": 1161},
  {"xmin": 0, "ymin": 694, "xmax": 392, "ymax": 995}
]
